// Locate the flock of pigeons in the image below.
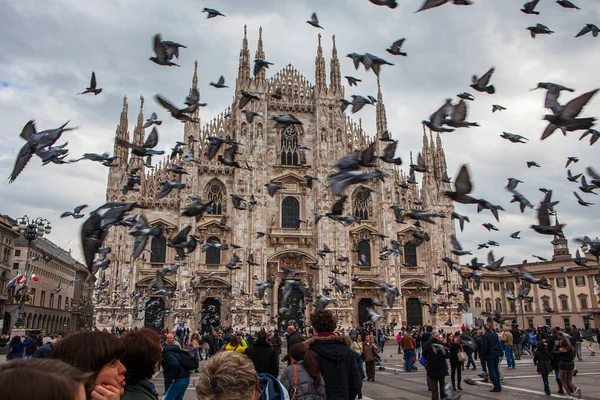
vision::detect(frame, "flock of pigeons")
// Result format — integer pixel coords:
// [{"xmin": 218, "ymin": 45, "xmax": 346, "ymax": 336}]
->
[{"xmin": 6, "ymin": 0, "xmax": 600, "ymax": 335}]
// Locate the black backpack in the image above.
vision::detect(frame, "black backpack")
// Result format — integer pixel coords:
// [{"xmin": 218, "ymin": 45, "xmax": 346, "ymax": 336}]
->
[{"xmin": 178, "ymin": 350, "xmax": 199, "ymax": 370}]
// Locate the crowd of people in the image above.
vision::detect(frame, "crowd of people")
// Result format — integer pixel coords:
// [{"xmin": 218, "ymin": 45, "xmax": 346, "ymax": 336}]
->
[{"xmin": 1, "ymin": 317, "xmax": 599, "ymax": 400}]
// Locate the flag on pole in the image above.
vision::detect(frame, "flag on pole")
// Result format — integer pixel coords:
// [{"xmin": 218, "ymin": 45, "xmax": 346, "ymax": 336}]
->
[
  {"xmin": 30, "ymin": 272, "xmax": 38, "ymax": 282},
  {"xmin": 16, "ymin": 274, "xmax": 26, "ymax": 286}
]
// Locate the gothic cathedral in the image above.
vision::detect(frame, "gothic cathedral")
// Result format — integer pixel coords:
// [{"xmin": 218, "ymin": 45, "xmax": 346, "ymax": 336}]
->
[{"xmin": 98, "ymin": 26, "xmax": 461, "ymax": 333}]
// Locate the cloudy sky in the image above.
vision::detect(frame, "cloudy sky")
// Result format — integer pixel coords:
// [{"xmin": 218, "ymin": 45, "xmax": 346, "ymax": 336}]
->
[{"xmin": 0, "ymin": 0, "xmax": 599, "ymax": 267}]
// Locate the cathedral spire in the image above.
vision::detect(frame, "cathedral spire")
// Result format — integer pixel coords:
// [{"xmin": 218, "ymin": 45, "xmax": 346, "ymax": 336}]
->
[
  {"xmin": 236, "ymin": 25, "xmax": 251, "ymax": 88},
  {"xmin": 254, "ymin": 27, "xmax": 267, "ymax": 81},
  {"xmin": 315, "ymin": 33, "xmax": 327, "ymax": 95},
  {"xmin": 108, "ymin": 96, "xmax": 129, "ymax": 195},
  {"xmin": 128, "ymin": 96, "xmax": 146, "ymax": 170},
  {"xmin": 435, "ymin": 133, "xmax": 448, "ymax": 179},
  {"xmin": 329, "ymin": 35, "xmax": 342, "ymax": 96},
  {"xmin": 191, "ymin": 60, "xmax": 199, "ymax": 93},
  {"xmin": 375, "ymin": 77, "xmax": 387, "ymax": 136}
]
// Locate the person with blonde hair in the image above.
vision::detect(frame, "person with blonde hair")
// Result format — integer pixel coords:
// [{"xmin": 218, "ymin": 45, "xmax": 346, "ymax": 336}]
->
[{"xmin": 195, "ymin": 351, "xmax": 262, "ymax": 400}]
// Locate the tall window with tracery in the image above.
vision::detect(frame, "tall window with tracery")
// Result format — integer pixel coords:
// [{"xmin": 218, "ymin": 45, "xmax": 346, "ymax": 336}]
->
[
  {"xmin": 353, "ymin": 191, "xmax": 371, "ymax": 221},
  {"xmin": 150, "ymin": 235, "xmax": 166, "ymax": 263},
  {"xmin": 206, "ymin": 182, "xmax": 225, "ymax": 215},
  {"xmin": 280, "ymin": 125, "xmax": 299, "ymax": 165}
]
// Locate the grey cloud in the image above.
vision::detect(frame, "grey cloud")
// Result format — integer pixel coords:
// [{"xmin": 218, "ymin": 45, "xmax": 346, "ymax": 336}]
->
[{"xmin": 0, "ymin": 0, "xmax": 599, "ymax": 265}]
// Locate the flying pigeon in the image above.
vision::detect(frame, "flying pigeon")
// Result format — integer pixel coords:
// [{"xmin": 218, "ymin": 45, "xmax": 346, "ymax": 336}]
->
[
  {"xmin": 576, "ymin": 24, "xmax": 599, "ymax": 38},
  {"xmin": 386, "ymin": 39, "xmax": 407, "ymax": 56},
  {"xmin": 471, "ymin": 67, "xmax": 495, "ymax": 94},
  {"xmin": 202, "ymin": 8, "xmax": 225, "ymax": 18},
  {"xmin": 78, "ymin": 72, "xmax": 102, "ymax": 95},
  {"xmin": 307, "ymin": 12, "xmax": 323, "ymax": 29}
]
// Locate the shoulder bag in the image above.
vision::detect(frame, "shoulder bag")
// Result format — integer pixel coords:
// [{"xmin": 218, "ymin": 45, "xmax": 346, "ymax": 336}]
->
[
  {"xmin": 291, "ymin": 360, "xmax": 298, "ymax": 400},
  {"xmin": 457, "ymin": 345, "xmax": 468, "ymax": 363}
]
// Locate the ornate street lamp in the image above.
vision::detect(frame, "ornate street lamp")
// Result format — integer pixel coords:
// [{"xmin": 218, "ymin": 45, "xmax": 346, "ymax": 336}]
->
[{"xmin": 12, "ymin": 215, "xmax": 51, "ymax": 328}]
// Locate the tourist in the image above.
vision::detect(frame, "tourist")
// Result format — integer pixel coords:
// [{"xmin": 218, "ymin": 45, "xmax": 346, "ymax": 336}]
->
[
  {"xmin": 6, "ymin": 335, "xmax": 26, "ymax": 360},
  {"xmin": 501, "ymin": 327, "xmax": 516, "ymax": 369},
  {"xmin": 362, "ymin": 334, "xmax": 379, "ymax": 382},
  {"xmin": 119, "ymin": 328, "xmax": 162, "ymax": 400},
  {"xmin": 195, "ymin": 351, "xmax": 262, "ymax": 400},
  {"xmin": 223, "ymin": 334, "xmax": 248, "ymax": 353},
  {"xmin": 165, "ymin": 333, "xmax": 182, "ymax": 349},
  {"xmin": 555, "ymin": 335, "xmax": 581, "ymax": 399},
  {"xmin": 447, "ymin": 333, "xmax": 463, "ymax": 391},
  {"xmin": 284, "ymin": 325, "xmax": 305, "ymax": 365},
  {"xmin": 206, "ymin": 330, "xmax": 218, "ymax": 358},
  {"xmin": 414, "ymin": 330, "xmax": 423, "ymax": 360},
  {"xmin": 162, "ymin": 332, "xmax": 192, "ymax": 400},
  {"xmin": 32, "ymin": 336, "xmax": 54, "ymax": 358},
  {"xmin": 396, "ymin": 331, "xmax": 403, "ymax": 354},
  {"xmin": 547, "ymin": 327, "xmax": 565, "ymax": 394},
  {"xmin": 511, "ymin": 324, "xmax": 522, "ymax": 360},
  {"xmin": 570, "ymin": 325, "xmax": 583, "ymax": 361},
  {"xmin": 533, "ymin": 342, "xmax": 553, "ymax": 395},
  {"xmin": 245, "ymin": 329, "xmax": 279, "ymax": 378},
  {"xmin": 189, "ymin": 332, "xmax": 202, "ymax": 372},
  {"xmin": 422, "ymin": 331, "xmax": 449, "ymax": 400},
  {"xmin": 280, "ymin": 342, "xmax": 326, "ymax": 400},
  {"xmin": 0, "ymin": 358, "xmax": 89, "ymax": 400},
  {"xmin": 480, "ymin": 324, "xmax": 502, "ymax": 392},
  {"xmin": 305, "ymin": 308, "xmax": 362, "ymax": 399},
  {"xmin": 401, "ymin": 331, "xmax": 416, "ymax": 372},
  {"xmin": 24, "ymin": 334, "xmax": 37, "ymax": 358},
  {"xmin": 270, "ymin": 330, "xmax": 283, "ymax": 359},
  {"xmin": 51, "ymin": 330, "xmax": 126, "ymax": 400},
  {"xmin": 351, "ymin": 334, "xmax": 366, "ymax": 399},
  {"xmin": 475, "ymin": 329, "xmax": 488, "ymax": 377},
  {"xmin": 521, "ymin": 330, "xmax": 532, "ymax": 355}
]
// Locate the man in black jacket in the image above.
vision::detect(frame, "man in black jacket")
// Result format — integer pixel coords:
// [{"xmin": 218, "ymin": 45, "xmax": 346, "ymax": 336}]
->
[
  {"xmin": 422, "ymin": 331, "xmax": 449, "ymax": 400},
  {"xmin": 480, "ymin": 324, "xmax": 502, "ymax": 392},
  {"xmin": 283, "ymin": 325, "xmax": 304, "ymax": 366},
  {"xmin": 306, "ymin": 309, "xmax": 362, "ymax": 400},
  {"xmin": 246, "ymin": 330, "xmax": 279, "ymax": 378},
  {"xmin": 511, "ymin": 324, "xmax": 521, "ymax": 360},
  {"xmin": 162, "ymin": 334, "xmax": 191, "ymax": 397}
]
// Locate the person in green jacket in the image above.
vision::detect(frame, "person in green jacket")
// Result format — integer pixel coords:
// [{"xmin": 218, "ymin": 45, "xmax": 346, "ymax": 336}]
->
[{"xmin": 120, "ymin": 329, "xmax": 163, "ymax": 400}]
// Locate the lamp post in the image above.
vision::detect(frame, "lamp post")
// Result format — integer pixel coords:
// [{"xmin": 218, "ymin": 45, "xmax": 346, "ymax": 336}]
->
[{"xmin": 12, "ymin": 215, "xmax": 52, "ymax": 328}]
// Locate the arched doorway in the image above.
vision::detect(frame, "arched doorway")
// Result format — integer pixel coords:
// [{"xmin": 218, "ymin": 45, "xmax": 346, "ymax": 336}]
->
[
  {"xmin": 144, "ymin": 298, "xmax": 165, "ymax": 330},
  {"xmin": 406, "ymin": 298, "xmax": 423, "ymax": 328},
  {"xmin": 358, "ymin": 298, "xmax": 375, "ymax": 326},
  {"xmin": 278, "ymin": 281, "xmax": 306, "ymax": 333},
  {"xmin": 201, "ymin": 298, "xmax": 221, "ymax": 333}
]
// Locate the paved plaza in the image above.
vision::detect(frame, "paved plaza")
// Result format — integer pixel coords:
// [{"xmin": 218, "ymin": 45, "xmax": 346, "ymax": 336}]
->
[{"xmin": 149, "ymin": 350, "xmax": 600, "ymax": 400}]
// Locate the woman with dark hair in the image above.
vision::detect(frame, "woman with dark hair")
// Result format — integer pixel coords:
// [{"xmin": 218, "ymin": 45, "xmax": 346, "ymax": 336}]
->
[
  {"xmin": 6, "ymin": 335, "xmax": 25, "ymax": 360},
  {"xmin": 555, "ymin": 336, "xmax": 581, "ymax": 400},
  {"xmin": 120, "ymin": 328, "xmax": 162, "ymax": 400},
  {"xmin": 362, "ymin": 335, "xmax": 379, "ymax": 382},
  {"xmin": 0, "ymin": 358, "xmax": 90, "ymax": 400},
  {"xmin": 533, "ymin": 342, "xmax": 552, "ymax": 395},
  {"xmin": 51, "ymin": 330, "xmax": 126, "ymax": 400},
  {"xmin": 280, "ymin": 342, "xmax": 326, "ymax": 400},
  {"xmin": 305, "ymin": 309, "xmax": 362, "ymax": 399},
  {"xmin": 351, "ymin": 334, "xmax": 365, "ymax": 399},
  {"xmin": 447, "ymin": 333, "xmax": 463, "ymax": 391}
]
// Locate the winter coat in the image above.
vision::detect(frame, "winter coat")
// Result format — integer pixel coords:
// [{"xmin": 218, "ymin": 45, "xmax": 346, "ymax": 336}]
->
[
  {"xmin": 556, "ymin": 346, "xmax": 575, "ymax": 371},
  {"xmin": 350, "ymin": 340, "xmax": 362, "ymax": 355},
  {"xmin": 284, "ymin": 331, "xmax": 305, "ymax": 364},
  {"xmin": 206, "ymin": 334, "xmax": 218, "ymax": 354},
  {"xmin": 224, "ymin": 340, "xmax": 248, "ymax": 353},
  {"xmin": 362, "ymin": 342, "xmax": 378, "ymax": 362},
  {"xmin": 161, "ymin": 343, "xmax": 191, "ymax": 383},
  {"xmin": 271, "ymin": 335, "xmax": 282, "ymax": 353},
  {"xmin": 448, "ymin": 342, "xmax": 462, "ymax": 363},
  {"xmin": 546, "ymin": 334, "xmax": 561, "ymax": 370},
  {"xmin": 245, "ymin": 340, "xmax": 279, "ymax": 378},
  {"xmin": 32, "ymin": 343, "xmax": 52, "ymax": 358},
  {"xmin": 422, "ymin": 338, "xmax": 449, "ymax": 377},
  {"xmin": 480, "ymin": 331, "xmax": 502, "ymax": 359},
  {"xmin": 305, "ymin": 334, "xmax": 362, "ymax": 400},
  {"xmin": 280, "ymin": 360, "xmax": 326, "ymax": 400},
  {"xmin": 570, "ymin": 328, "xmax": 582, "ymax": 343},
  {"xmin": 533, "ymin": 349, "xmax": 553, "ymax": 375},
  {"xmin": 121, "ymin": 381, "xmax": 159, "ymax": 400},
  {"xmin": 400, "ymin": 335, "xmax": 416, "ymax": 350}
]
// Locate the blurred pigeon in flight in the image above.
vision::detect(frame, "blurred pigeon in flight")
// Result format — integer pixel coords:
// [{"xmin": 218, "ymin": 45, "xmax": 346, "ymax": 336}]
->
[
  {"xmin": 541, "ymin": 89, "xmax": 598, "ymax": 140},
  {"xmin": 369, "ymin": 0, "xmax": 398, "ymax": 8},
  {"xmin": 150, "ymin": 34, "xmax": 180, "ymax": 67},
  {"xmin": 470, "ymin": 67, "xmax": 495, "ymax": 94},
  {"xmin": 521, "ymin": 0, "xmax": 540, "ymax": 14},
  {"xmin": 565, "ymin": 156, "xmax": 579, "ymax": 168},
  {"xmin": 527, "ymin": 23, "xmax": 554, "ymax": 38},
  {"xmin": 556, "ymin": 0, "xmax": 580, "ymax": 10},
  {"xmin": 78, "ymin": 72, "xmax": 102, "ymax": 95},
  {"xmin": 576, "ymin": 24, "xmax": 599, "ymax": 38},
  {"xmin": 345, "ymin": 76, "xmax": 361, "ymax": 86},
  {"xmin": 492, "ymin": 104, "xmax": 506, "ymax": 112},
  {"xmin": 210, "ymin": 75, "xmax": 228, "ymax": 89},
  {"xmin": 202, "ymin": 8, "xmax": 225, "ymax": 18},
  {"xmin": 386, "ymin": 39, "xmax": 407, "ymax": 56},
  {"xmin": 61, "ymin": 204, "xmax": 88, "ymax": 219},
  {"xmin": 307, "ymin": 12, "xmax": 323, "ymax": 29},
  {"xmin": 501, "ymin": 132, "xmax": 528, "ymax": 143},
  {"xmin": 417, "ymin": 0, "xmax": 473, "ymax": 13},
  {"xmin": 143, "ymin": 112, "xmax": 162, "ymax": 129}
]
